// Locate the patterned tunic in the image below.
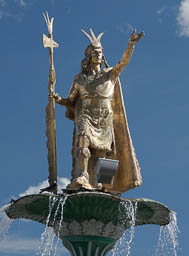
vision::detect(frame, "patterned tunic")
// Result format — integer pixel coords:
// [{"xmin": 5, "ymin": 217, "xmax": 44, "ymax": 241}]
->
[{"xmin": 68, "ymin": 68, "xmax": 116, "ymax": 151}]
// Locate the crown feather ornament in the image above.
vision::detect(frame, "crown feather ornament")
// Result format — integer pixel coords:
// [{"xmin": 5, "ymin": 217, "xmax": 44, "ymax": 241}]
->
[{"xmin": 81, "ymin": 28, "xmax": 104, "ymax": 48}]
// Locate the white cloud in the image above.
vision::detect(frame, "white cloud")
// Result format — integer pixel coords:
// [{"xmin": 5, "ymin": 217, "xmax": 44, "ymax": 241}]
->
[
  {"xmin": 57, "ymin": 177, "xmax": 70, "ymax": 191},
  {"xmin": 116, "ymin": 23, "xmax": 134, "ymax": 34},
  {"xmin": 0, "ymin": 0, "xmax": 26, "ymax": 7},
  {"xmin": 0, "ymin": 235, "xmax": 68, "ymax": 255},
  {"xmin": 0, "ymin": 0, "xmax": 6, "ymax": 7},
  {"xmin": 177, "ymin": 0, "xmax": 189, "ymax": 37},
  {"xmin": 16, "ymin": 0, "xmax": 26, "ymax": 7},
  {"xmin": 156, "ymin": 7, "xmax": 166, "ymax": 16},
  {"xmin": 0, "ymin": 0, "xmax": 27, "ymax": 21},
  {"xmin": 156, "ymin": 6, "xmax": 166, "ymax": 23},
  {"xmin": 19, "ymin": 177, "xmax": 70, "ymax": 197},
  {"xmin": 0, "ymin": 236, "xmax": 39, "ymax": 254}
]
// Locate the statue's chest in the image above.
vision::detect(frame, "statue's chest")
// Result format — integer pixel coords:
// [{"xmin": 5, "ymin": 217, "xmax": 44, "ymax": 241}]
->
[{"xmin": 80, "ymin": 73, "xmax": 115, "ymax": 98}]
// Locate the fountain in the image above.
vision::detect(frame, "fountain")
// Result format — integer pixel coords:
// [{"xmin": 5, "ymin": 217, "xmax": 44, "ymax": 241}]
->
[
  {"xmin": 5, "ymin": 192, "xmax": 174, "ymax": 255},
  {"xmin": 4, "ymin": 13, "xmax": 176, "ymax": 256}
]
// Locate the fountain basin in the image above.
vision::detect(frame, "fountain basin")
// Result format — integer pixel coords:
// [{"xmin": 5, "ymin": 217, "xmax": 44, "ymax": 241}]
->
[{"xmin": 5, "ymin": 191, "xmax": 173, "ymax": 256}]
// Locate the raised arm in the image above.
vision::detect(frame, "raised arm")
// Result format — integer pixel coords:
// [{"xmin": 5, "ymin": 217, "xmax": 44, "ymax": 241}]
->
[{"xmin": 111, "ymin": 29, "xmax": 144, "ymax": 79}]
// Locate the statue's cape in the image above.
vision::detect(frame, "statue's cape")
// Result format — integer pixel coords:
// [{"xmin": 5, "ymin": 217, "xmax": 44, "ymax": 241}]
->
[{"xmin": 111, "ymin": 77, "xmax": 142, "ymax": 192}]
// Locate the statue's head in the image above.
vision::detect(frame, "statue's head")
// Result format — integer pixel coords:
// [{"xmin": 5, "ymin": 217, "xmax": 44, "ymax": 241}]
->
[{"xmin": 81, "ymin": 28, "xmax": 108, "ymax": 73}]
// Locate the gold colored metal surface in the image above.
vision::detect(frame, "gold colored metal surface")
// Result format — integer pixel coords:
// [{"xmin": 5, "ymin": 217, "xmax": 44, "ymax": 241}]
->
[
  {"xmin": 54, "ymin": 28, "xmax": 144, "ymax": 192},
  {"xmin": 111, "ymin": 77, "xmax": 141, "ymax": 192},
  {"xmin": 43, "ymin": 12, "xmax": 59, "ymax": 188}
]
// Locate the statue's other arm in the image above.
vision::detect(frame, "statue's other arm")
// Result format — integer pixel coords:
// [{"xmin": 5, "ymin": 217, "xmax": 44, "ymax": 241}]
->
[
  {"xmin": 52, "ymin": 81, "xmax": 79, "ymax": 107},
  {"xmin": 54, "ymin": 95, "xmax": 73, "ymax": 107},
  {"xmin": 111, "ymin": 29, "xmax": 144, "ymax": 79},
  {"xmin": 68, "ymin": 81, "xmax": 80, "ymax": 103}
]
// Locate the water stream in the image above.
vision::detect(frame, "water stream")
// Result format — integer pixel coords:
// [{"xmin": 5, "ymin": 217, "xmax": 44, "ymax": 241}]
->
[
  {"xmin": 36, "ymin": 194, "xmax": 68, "ymax": 256},
  {"xmin": 112, "ymin": 201, "xmax": 137, "ymax": 256},
  {"xmin": 155, "ymin": 211, "xmax": 180, "ymax": 256},
  {"xmin": 53, "ymin": 195, "xmax": 68, "ymax": 256},
  {"xmin": 0, "ymin": 204, "xmax": 13, "ymax": 242}
]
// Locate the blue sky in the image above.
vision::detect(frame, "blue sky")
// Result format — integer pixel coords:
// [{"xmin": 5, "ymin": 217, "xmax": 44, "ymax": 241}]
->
[{"xmin": 0, "ymin": 0, "xmax": 189, "ymax": 255}]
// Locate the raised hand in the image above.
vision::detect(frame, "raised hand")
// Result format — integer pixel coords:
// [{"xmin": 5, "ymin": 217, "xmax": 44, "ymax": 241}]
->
[{"xmin": 129, "ymin": 29, "xmax": 144, "ymax": 44}]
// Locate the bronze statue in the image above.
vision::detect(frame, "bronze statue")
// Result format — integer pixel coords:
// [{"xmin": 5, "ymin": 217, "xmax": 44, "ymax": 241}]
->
[{"xmin": 52, "ymin": 28, "xmax": 144, "ymax": 192}]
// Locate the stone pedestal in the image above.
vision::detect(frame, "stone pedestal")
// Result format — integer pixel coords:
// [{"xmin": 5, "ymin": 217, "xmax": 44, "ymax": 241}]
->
[{"xmin": 5, "ymin": 191, "xmax": 172, "ymax": 256}]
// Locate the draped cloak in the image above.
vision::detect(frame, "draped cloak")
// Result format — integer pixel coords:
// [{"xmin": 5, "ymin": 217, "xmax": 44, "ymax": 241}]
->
[
  {"xmin": 111, "ymin": 77, "xmax": 142, "ymax": 192},
  {"xmin": 66, "ymin": 69, "xmax": 142, "ymax": 193}
]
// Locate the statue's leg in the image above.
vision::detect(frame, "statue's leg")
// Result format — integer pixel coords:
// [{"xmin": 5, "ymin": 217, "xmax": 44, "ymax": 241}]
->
[
  {"xmin": 88, "ymin": 149, "xmax": 107, "ymax": 187},
  {"xmin": 78, "ymin": 135, "xmax": 91, "ymax": 180},
  {"xmin": 88, "ymin": 156, "xmax": 97, "ymax": 186},
  {"xmin": 71, "ymin": 125, "xmax": 80, "ymax": 180}
]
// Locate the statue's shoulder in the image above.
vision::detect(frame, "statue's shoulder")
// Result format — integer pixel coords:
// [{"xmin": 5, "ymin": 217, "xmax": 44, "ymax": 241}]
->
[
  {"xmin": 73, "ymin": 72, "xmax": 86, "ymax": 84},
  {"xmin": 102, "ymin": 67, "xmax": 113, "ymax": 76}
]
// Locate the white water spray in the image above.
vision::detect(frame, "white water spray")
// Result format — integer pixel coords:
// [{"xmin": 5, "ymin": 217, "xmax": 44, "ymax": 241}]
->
[
  {"xmin": 112, "ymin": 201, "xmax": 137, "ymax": 256},
  {"xmin": 36, "ymin": 195, "xmax": 68, "ymax": 256},
  {"xmin": 0, "ymin": 204, "xmax": 13, "ymax": 242},
  {"xmin": 155, "ymin": 211, "xmax": 179, "ymax": 256},
  {"xmin": 53, "ymin": 195, "xmax": 68, "ymax": 256},
  {"xmin": 36, "ymin": 196, "xmax": 57, "ymax": 256}
]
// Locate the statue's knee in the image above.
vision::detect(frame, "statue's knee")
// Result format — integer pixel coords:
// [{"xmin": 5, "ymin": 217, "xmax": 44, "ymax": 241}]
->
[
  {"xmin": 78, "ymin": 135, "xmax": 89, "ymax": 148},
  {"xmin": 77, "ymin": 135, "xmax": 90, "ymax": 158},
  {"xmin": 78, "ymin": 147, "xmax": 91, "ymax": 159}
]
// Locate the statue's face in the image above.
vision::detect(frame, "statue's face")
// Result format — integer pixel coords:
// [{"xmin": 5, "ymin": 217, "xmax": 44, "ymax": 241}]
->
[{"xmin": 91, "ymin": 48, "xmax": 103, "ymax": 64}]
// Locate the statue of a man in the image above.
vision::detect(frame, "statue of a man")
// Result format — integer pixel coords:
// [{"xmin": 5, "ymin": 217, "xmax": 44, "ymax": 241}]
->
[{"xmin": 53, "ymin": 29, "xmax": 143, "ymax": 192}]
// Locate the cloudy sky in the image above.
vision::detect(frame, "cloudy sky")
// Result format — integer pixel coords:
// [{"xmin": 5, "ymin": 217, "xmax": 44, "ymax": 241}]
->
[{"xmin": 0, "ymin": 0, "xmax": 189, "ymax": 255}]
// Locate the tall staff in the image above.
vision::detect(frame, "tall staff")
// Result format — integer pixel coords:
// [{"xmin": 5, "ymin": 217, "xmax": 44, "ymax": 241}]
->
[{"xmin": 42, "ymin": 12, "xmax": 59, "ymax": 193}]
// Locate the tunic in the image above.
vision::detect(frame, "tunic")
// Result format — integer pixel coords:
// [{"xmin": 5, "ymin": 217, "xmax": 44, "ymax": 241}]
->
[{"xmin": 68, "ymin": 69, "xmax": 116, "ymax": 152}]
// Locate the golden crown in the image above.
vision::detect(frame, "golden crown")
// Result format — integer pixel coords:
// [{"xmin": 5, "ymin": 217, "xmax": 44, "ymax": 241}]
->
[{"xmin": 81, "ymin": 28, "xmax": 104, "ymax": 48}]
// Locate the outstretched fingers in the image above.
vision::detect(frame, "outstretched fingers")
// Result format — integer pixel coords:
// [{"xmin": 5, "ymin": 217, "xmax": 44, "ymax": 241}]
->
[{"xmin": 130, "ymin": 29, "xmax": 144, "ymax": 43}]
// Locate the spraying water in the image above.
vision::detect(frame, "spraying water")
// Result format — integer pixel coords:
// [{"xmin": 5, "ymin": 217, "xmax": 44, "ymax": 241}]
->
[
  {"xmin": 37, "ymin": 196, "xmax": 58, "ymax": 255},
  {"xmin": 112, "ymin": 200, "xmax": 137, "ymax": 256},
  {"xmin": 0, "ymin": 204, "xmax": 13, "ymax": 242},
  {"xmin": 53, "ymin": 195, "xmax": 68, "ymax": 256},
  {"xmin": 155, "ymin": 211, "xmax": 180, "ymax": 256},
  {"xmin": 36, "ymin": 194, "xmax": 68, "ymax": 256}
]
